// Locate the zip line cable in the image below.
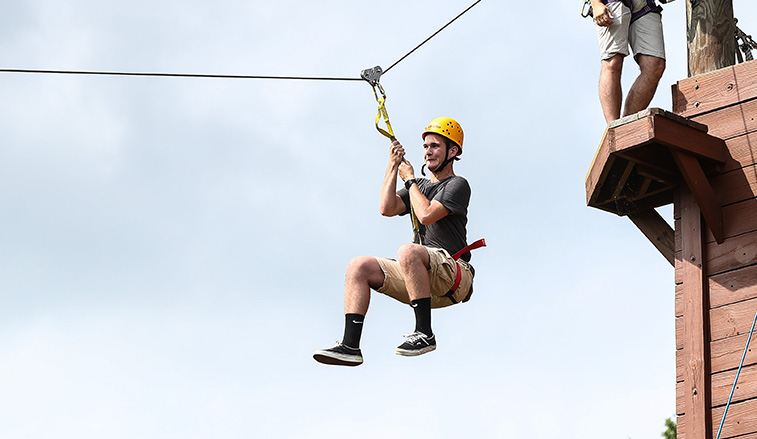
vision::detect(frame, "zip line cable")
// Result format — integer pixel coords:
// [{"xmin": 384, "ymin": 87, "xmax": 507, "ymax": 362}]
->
[
  {"xmin": 0, "ymin": 69, "xmax": 362, "ymax": 81},
  {"xmin": 0, "ymin": 0, "xmax": 482, "ymax": 82},
  {"xmin": 383, "ymin": 0, "xmax": 481, "ymax": 75}
]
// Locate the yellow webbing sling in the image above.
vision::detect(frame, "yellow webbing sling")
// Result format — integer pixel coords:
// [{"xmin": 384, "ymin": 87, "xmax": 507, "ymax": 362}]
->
[{"xmin": 361, "ymin": 65, "xmax": 422, "ymax": 244}]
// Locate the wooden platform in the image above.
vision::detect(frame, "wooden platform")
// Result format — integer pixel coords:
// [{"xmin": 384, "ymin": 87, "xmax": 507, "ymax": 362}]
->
[
  {"xmin": 585, "ymin": 107, "xmax": 728, "ymax": 245},
  {"xmin": 586, "ymin": 107, "xmax": 727, "ymax": 215}
]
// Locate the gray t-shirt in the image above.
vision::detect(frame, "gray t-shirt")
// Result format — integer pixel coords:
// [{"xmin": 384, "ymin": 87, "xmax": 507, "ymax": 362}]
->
[{"xmin": 398, "ymin": 176, "xmax": 472, "ymax": 262}]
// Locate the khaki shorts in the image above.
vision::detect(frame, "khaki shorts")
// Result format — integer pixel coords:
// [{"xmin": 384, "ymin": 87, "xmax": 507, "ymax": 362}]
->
[
  {"xmin": 375, "ymin": 247, "xmax": 474, "ymax": 309},
  {"xmin": 595, "ymin": 2, "xmax": 665, "ymax": 61}
]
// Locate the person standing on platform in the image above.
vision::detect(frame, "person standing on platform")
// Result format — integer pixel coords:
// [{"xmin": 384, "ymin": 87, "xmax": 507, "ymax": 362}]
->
[{"xmin": 590, "ymin": 0, "xmax": 667, "ymax": 123}]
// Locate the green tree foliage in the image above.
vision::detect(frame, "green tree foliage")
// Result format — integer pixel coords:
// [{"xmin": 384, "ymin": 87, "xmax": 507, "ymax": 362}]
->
[{"xmin": 662, "ymin": 417, "xmax": 677, "ymax": 439}]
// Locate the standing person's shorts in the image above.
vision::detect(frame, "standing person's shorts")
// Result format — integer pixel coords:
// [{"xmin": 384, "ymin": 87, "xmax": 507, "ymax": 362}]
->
[
  {"xmin": 375, "ymin": 247, "xmax": 474, "ymax": 309},
  {"xmin": 595, "ymin": 2, "xmax": 666, "ymax": 61}
]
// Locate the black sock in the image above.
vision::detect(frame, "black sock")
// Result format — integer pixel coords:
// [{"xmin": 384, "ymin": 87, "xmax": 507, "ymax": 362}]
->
[
  {"xmin": 342, "ymin": 313, "xmax": 365, "ymax": 349},
  {"xmin": 411, "ymin": 298, "xmax": 432, "ymax": 337}
]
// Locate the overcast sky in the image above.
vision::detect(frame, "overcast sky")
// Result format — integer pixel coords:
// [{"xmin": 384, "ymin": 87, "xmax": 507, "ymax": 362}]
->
[{"xmin": 2, "ymin": 1, "xmax": 757, "ymax": 438}]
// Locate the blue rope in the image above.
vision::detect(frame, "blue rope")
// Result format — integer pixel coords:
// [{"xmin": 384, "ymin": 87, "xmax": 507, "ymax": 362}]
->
[{"xmin": 716, "ymin": 309, "xmax": 757, "ymax": 439}]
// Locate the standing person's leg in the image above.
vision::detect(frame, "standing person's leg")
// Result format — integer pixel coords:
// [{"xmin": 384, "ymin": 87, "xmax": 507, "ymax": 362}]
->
[
  {"xmin": 594, "ymin": 1, "xmax": 631, "ymax": 123},
  {"xmin": 623, "ymin": 12, "xmax": 666, "ymax": 117},
  {"xmin": 599, "ymin": 55, "xmax": 625, "ymax": 123},
  {"xmin": 622, "ymin": 54, "xmax": 665, "ymax": 116}
]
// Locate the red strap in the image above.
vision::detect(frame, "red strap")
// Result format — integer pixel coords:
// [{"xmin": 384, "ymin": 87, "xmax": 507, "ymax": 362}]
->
[
  {"xmin": 451, "ymin": 238, "xmax": 486, "ymax": 260},
  {"xmin": 448, "ymin": 238, "xmax": 486, "ymax": 293},
  {"xmin": 450, "ymin": 262, "xmax": 463, "ymax": 292}
]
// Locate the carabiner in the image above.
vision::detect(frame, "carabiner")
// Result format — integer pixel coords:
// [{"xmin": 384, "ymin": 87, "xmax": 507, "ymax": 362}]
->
[{"xmin": 581, "ymin": 0, "xmax": 592, "ymax": 18}]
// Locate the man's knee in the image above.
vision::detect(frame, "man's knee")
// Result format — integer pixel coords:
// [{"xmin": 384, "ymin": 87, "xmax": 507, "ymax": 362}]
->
[
  {"xmin": 601, "ymin": 55, "xmax": 624, "ymax": 75},
  {"xmin": 396, "ymin": 244, "xmax": 428, "ymax": 268},
  {"xmin": 346, "ymin": 256, "xmax": 381, "ymax": 280},
  {"xmin": 639, "ymin": 55, "xmax": 665, "ymax": 80}
]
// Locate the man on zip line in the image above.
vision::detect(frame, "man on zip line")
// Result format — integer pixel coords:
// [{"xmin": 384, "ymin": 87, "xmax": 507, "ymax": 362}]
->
[
  {"xmin": 590, "ymin": 0, "xmax": 667, "ymax": 123},
  {"xmin": 313, "ymin": 117, "xmax": 478, "ymax": 366}
]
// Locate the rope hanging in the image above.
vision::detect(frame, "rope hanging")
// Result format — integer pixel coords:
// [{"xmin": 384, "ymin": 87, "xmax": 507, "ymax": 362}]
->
[
  {"xmin": 715, "ymin": 309, "xmax": 757, "ymax": 439},
  {"xmin": 735, "ymin": 18, "xmax": 757, "ymax": 63}
]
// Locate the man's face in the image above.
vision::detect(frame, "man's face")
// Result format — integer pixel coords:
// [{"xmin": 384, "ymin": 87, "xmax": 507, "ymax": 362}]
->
[{"xmin": 423, "ymin": 133, "xmax": 454, "ymax": 172}]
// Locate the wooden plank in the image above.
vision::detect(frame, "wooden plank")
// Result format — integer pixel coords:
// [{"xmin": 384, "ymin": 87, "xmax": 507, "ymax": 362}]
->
[
  {"xmin": 635, "ymin": 176, "xmax": 652, "ymax": 198},
  {"xmin": 710, "ymin": 297, "xmax": 757, "ymax": 342},
  {"xmin": 673, "ymin": 150, "xmax": 725, "ymax": 243},
  {"xmin": 586, "ymin": 128, "xmax": 612, "ymax": 206},
  {"xmin": 612, "ymin": 161, "xmax": 636, "ymax": 199},
  {"xmin": 628, "ymin": 209, "xmax": 676, "ymax": 266},
  {"xmin": 690, "ymin": 97, "xmax": 757, "ymax": 141},
  {"xmin": 710, "ymin": 264, "xmax": 757, "ymax": 308},
  {"xmin": 711, "ymin": 398, "xmax": 757, "ymax": 439},
  {"xmin": 635, "ymin": 165, "xmax": 678, "ymax": 186},
  {"xmin": 676, "ymin": 334, "xmax": 757, "ymax": 379},
  {"xmin": 616, "ymin": 147, "xmax": 680, "ymax": 183},
  {"xmin": 607, "ymin": 115, "xmax": 655, "ymax": 152},
  {"xmin": 718, "ymin": 131, "xmax": 757, "ymax": 174},
  {"xmin": 711, "ymin": 333, "xmax": 757, "ymax": 374},
  {"xmin": 704, "ymin": 198, "xmax": 757, "ymax": 244},
  {"xmin": 678, "ymin": 334, "xmax": 757, "ymax": 380},
  {"xmin": 673, "ymin": 60, "xmax": 757, "ymax": 117},
  {"xmin": 705, "ymin": 229, "xmax": 757, "ymax": 277},
  {"xmin": 710, "ymin": 164, "xmax": 757, "ymax": 207},
  {"xmin": 654, "ymin": 114, "xmax": 728, "ymax": 164},
  {"xmin": 712, "ymin": 364, "xmax": 757, "ymax": 407},
  {"xmin": 678, "ymin": 187, "xmax": 713, "ymax": 439},
  {"xmin": 676, "ymin": 410, "xmax": 757, "ymax": 439}
]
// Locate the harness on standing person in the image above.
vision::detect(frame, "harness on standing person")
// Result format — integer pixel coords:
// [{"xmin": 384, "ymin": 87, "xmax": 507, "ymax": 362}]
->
[{"xmin": 581, "ymin": 0, "xmax": 670, "ymax": 22}]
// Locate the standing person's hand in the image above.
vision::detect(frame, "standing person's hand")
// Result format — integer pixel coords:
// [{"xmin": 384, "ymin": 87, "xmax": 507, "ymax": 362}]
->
[{"xmin": 592, "ymin": 1, "xmax": 614, "ymax": 27}]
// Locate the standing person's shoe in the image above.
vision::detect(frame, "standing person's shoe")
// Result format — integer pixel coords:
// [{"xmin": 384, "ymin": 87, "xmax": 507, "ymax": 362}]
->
[
  {"xmin": 313, "ymin": 342, "xmax": 363, "ymax": 366},
  {"xmin": 395, "ymin": 331, "xmax": 436, "ymax": 356}
]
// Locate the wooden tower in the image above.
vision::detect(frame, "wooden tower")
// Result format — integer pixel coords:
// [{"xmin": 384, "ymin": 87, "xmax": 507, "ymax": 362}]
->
[{"xmin": 586, "ymin": 1, "xmax": 757, "ymax": 438}]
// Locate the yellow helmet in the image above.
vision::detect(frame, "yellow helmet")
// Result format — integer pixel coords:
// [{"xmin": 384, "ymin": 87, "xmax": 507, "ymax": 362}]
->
[{"xmin": 422, "ymin": 117, "xmax": 464, "ymax": 154}]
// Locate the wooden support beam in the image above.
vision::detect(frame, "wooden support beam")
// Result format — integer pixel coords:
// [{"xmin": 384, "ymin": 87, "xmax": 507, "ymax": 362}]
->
[
  {"xmin": 686, "ymin": 0, "xmax": 735, "ymax": 76},
  {"xmin": 612, "ymin": 161, "xmax": 636, "ymax": 200},
  {"xmin": 628, "ymin": 209, "xmax": 675, "ymax": 266},
  {"xmin": 679, "ymin": 187, "xmax": 712, "ymax": 439},
  {"xmin": 671, "ymin": 150, "xmax": 725, "ymax": 244}
]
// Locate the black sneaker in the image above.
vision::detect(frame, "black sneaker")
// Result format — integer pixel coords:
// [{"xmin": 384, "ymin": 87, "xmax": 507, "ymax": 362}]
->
[
  {"xmin": 395, "ymin": 332, "xmax": 436, "ymax": 356},
  {"xmin": 313, "ymin": 342, "xmax": 363, "ymax": 366}
]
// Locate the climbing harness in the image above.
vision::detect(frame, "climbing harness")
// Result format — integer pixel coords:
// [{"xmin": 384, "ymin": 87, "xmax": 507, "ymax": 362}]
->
[
  {"xmin": 715, "ymin": 309, "xmax": 757, "ymax": 439},
  {"xmin": 735, "ymin": 19, "xmax": 757, "ymax": 63},
  {"xmin": 443, "ymin": 238, "xmax": 487, "ymax": 304},
  {"xmin": 582, "ymin": 0, "xmax": 668, "ymax": 22},
  {"xmin": 361, "ymin": 65, "xmax": 422, "ymax": 244}
]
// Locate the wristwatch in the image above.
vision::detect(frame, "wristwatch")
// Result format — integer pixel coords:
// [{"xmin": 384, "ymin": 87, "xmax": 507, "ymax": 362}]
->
[{"xmin": 404, "ymin": 179, "xmax": 417, "ymax": 190}]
